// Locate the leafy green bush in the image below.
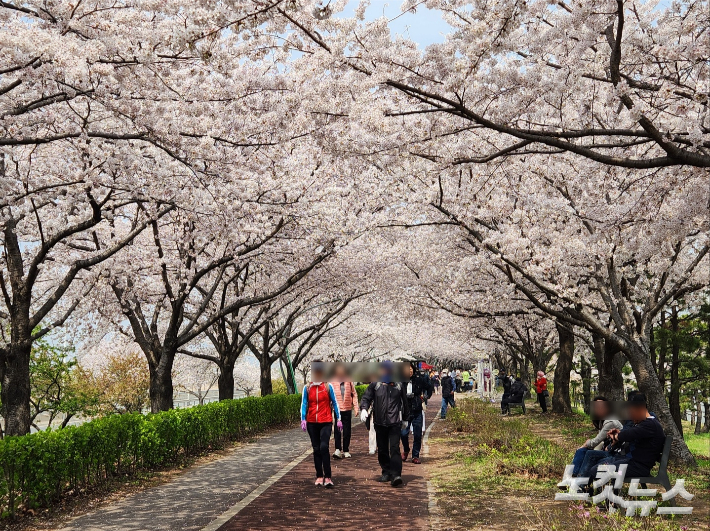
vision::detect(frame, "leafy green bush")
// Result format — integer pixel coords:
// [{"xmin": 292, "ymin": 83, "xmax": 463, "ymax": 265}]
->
[
  {"xmin": 271, "ymin": 378, "xmax": 288, "ymax": 395},
  {"xmin": 355, "ymin": 384, "xmax": 368, "ymax": 402},
  {"xmin": 0, "ymin": 393, "xmax": 300, "ymax": 518}
]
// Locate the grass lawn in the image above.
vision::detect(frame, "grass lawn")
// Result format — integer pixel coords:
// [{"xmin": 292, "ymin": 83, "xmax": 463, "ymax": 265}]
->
[
  {"xmin": 429, "ymin": 397, "xmax": 709, "ymax": 531},
  {"xmin": 681, "ymin": 421, "xmax": 709, "ymax": 459}
]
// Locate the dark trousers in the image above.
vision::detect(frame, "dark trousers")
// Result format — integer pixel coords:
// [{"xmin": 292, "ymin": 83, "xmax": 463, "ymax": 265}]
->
[
  {"xmin": 401, "ymin": 411, "xmax": 424, "ymax": 458},
  {"xmin": 440, "ymin": 395, "xmax": 455, "ymax": 418},
  {"xmin": 375, "ymin": 424, "xmax": 402, "ymax": 477},
  {"xmin": 537, "ymin": 392, "xmax": 548, "ymax": 412},
  {"xmin": 501, "ymin": 396, "xmax": 520, "ymax": 413},
  {"xmin": 587, "ymin": 456, "xmax": 650, "ymax": 487},
  {"xmin": 334, "ymin": 410, "xmax": 352, "ymax": 452},
  {"xmin": 307, "ymin": 422, "xmax": 332, "ymax": 478}
]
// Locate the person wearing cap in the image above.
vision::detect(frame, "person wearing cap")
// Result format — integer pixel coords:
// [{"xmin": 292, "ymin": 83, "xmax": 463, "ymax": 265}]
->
[
  {"xmin": 359, "ymin": 362, "xmax": 410, "ymax": 487},
  {"xmin": 535, "ymin": 371, "xmax": 548, "ymax": 413},
  {"xmin": 584, "ymin": 393, "xmax": 665, "ymax": 490},
  {"xmin": 439, "ymin": 369, "xmax": 456, "ymax": 419}
]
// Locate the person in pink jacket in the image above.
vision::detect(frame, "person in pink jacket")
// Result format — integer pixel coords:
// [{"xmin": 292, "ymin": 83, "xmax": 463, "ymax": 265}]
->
[{"xmin": 331, "ymin": 364, "xmax": 360, "ymax": 459}]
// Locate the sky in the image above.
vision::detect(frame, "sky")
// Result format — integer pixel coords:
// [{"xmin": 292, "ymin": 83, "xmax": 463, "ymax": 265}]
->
[
  {"xmin": 338, "ymin": 1, "xmax": 450, "ymax": 48},
  {"xmin": 337, "ymin": 0, "xmax": 674, "ymax": 47}
]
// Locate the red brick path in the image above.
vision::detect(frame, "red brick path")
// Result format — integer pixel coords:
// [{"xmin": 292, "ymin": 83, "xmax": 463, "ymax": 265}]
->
[{"xmin": 218, "ymin": 398, "xmax": 441, "ymax": 531}]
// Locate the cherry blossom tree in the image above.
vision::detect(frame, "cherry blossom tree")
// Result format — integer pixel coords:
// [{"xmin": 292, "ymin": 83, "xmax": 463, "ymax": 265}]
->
[{"xmin": 173, "ymin": 355, "xmax": 219, "ymax": 406}]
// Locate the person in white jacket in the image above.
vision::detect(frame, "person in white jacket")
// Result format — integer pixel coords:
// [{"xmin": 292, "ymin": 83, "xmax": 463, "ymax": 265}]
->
[{"xmin": 569, "ymin": 397, "xmax": 622, "ymax": 476}]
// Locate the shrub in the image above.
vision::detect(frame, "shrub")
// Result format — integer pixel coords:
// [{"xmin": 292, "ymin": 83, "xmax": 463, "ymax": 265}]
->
[
  {"xmin": 355, "ymin": 384, "xmax": 368, "ymax": 402},
  {"xmin": 0, "ymin": 393, "xmax": 300, "ymax": 518},
  {"xmin": 271, "ymin": 379, "xmax": 288, "ymax": 395}
]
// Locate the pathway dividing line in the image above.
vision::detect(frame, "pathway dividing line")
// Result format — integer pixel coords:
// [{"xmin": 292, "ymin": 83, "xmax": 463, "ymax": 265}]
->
[{"xmin": 200, "ymin": 447, "xmax": 313, "ymax": 531}]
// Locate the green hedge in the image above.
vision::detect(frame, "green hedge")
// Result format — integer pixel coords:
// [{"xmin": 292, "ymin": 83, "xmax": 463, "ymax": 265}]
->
[
  {"xmin": 355, "ymin": 384, "xmax": 368, "ymax": 402},
  {"xmin": 0, "ymin": 393, "xmax": 300, "ymax": 518}
]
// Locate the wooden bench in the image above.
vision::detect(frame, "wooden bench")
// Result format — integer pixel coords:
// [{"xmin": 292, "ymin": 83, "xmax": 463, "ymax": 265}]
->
[{"xmin": 624, "ymin": 435, "xmax": 673, "ymax": 498}]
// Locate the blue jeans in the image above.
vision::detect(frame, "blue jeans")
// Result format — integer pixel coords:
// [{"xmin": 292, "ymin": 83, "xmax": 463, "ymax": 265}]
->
[
  {"xmin": 401, "ymin": 411, "xmax": 424, "ymax": 458},
  {"xmin": 571, "ymin": 448, "xmax": 589, "ymax": 476},
  {"xmin": 578, "ymin": 450, "xmax": 611, "ymax": 477},
  {"xmin": 440, "ymin": 396, "xmax": 455, "ymax": 418}
]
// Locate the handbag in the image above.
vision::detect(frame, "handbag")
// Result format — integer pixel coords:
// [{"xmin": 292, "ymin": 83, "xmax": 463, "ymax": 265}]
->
[{"xmin": 542, "ymin": 390, "xmax": 549, "ymax": 398}]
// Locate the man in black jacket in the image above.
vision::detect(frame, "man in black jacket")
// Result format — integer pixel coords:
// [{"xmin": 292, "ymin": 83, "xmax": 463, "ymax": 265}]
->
[
  {"xmin": 360, "ymin": 363, "xmax": 410, "ymax": 487},
  {"xmin": 439, "ymin": 368, "xmax": 455, "ymax": 419},
  {"xmin": 501, "ymin": 377, "xmax": 525, "ymax": 414},
  {"xmin": 401, "ymin": 362, "xmax": 434, "ymax": 464}
]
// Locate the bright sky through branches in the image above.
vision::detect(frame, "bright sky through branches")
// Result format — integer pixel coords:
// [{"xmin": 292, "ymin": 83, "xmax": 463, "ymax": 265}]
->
[{"xmin": 337, "ymin": 1, "xmax": 450, "ymax": 47}]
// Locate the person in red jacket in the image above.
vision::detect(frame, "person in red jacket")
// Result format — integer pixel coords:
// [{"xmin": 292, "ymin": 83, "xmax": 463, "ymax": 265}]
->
[
  {"xmin": 301, "ymin": 361, "xmax": 342, "ymax": 488},
  {"xmin": 535, "ymin": 371, "xmax": 548, "ymax": 413}
]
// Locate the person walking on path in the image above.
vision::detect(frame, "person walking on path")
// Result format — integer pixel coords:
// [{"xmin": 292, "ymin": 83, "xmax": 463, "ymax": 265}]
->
[
  {"xmin": 535, "ymin": 371, "xmax": 548, "ymax": 413},
  {"xmin": 331, "ymin": 365, "xmax": 359, "ymax": 459},
  {"xmin": 301, "ymin": 361, "xmax": 342, "ymax": 488},
  {"xmin": 401, "ymin": 362, "xmax": 434, "ymax": 464},
  {"xmin": 439, "ymin": 368, "xmax": 456, "ymax": 419},
  {"xmin": 360, "ymin": 362, "xmax": 410, "ymax": 487},
  {"xmin": 432, "ymin": 371, "xmax": 440, "ymax": 395},
  {"xmin": 461, "ymin": 369, "xmax": 470, "ymax": 392}
]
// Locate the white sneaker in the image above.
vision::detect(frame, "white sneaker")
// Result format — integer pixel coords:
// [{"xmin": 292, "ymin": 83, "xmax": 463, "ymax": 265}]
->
[
  {"xmin": 343, "ymin": 452, "xmax": 352, "ymax": 458},
  {"xmin": 332, "ymin": 449, "xmax": 342, "ymax": 459},
  {"xmin": 369, "ymin": 450, "xmax": 376, "ymax": 455}
]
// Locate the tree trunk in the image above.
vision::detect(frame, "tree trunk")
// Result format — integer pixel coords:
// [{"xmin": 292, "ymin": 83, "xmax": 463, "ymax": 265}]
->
[
  {"xmin": 694, "ymin": 393, "xmax": 703, "ymax": 435},
  {"xmin": 704, "ymin": 401, "xmax": 710, "ymax": 433},
  {"xmin": 669, "ymin": 306, "xmax": 682, "ymax": 434},
  {"xmin": 1, "ymin": 341, "xmax": 32, "ymax": 436},
  {"xmin": 218, "ymin": 361, "xmax": 235, "ymax": 401},
  {"xmin": 260, "ymin": 356, "xmax": 273, "ymax": 396},
  {"xmin": 552, "ymin": 321, "xmax": 573, "ymax": 415},
  {"xmin": 592, "ymin": 334, "xmax": 626, "ymax": 401},
  {"xmin": 520, "ymin": 358, "xmax": 531, "ymax": 398},
  {"xmin": 581, "ymin": 356, "xmax": 592, "ymax": 414},
  {"xmin": 149, "ymin": 352, "xmax": 175, "ymax": 413},
  {"xmin": 281, "ymin": 357, "xmax": 298, "ymax": 394},
  {"xmin": 625, "ymin": 343, "xmax": 695, "ymax": 465},
  {"xmin": 650, "ymin": 325, "xmax": 656, "ymax": 372},
  {"xmin": 657, "ymin": 311, "xmax": 667, "ymax": 388}
]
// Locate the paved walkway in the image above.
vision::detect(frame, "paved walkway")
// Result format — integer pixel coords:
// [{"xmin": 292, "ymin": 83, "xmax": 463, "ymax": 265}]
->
[
  {"xmin": 58, "ymin": 428, "xmax": 312, "ymax": 531},
  {"xmin": 57, "ymin": 396, "xmax": 442, "ymax": 531}
]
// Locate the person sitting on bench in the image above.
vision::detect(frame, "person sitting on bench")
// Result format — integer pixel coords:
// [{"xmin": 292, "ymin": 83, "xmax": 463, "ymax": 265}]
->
[
  {"xmin": 585, "ymin": 393, "xmax": 665, "ymax": 490},
  {"xmin": 501, "ymin": 377, "xmax": 525, "ymax": 415},
  {"xmin": 569, "ymin": 397, "xmax": 622, "ymax": 477}
]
